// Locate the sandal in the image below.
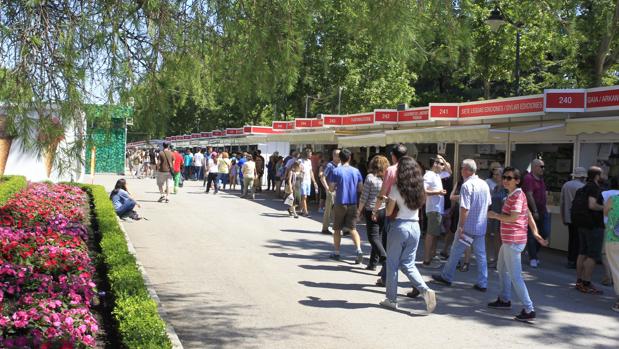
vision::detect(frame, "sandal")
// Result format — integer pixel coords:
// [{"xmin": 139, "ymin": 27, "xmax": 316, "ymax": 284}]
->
[{"xmin": 157, "ymin": 195, "xmax": 165, "ymax": 203}]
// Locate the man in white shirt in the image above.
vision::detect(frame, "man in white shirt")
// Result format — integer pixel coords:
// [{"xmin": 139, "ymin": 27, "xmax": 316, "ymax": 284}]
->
[
  {"xmin": 423, "ymin": 154, "xmax": 448, "ymax": 266},
  {"xmin": 193, "ymin": 149, "xmax": 204, "ymax": 181}
]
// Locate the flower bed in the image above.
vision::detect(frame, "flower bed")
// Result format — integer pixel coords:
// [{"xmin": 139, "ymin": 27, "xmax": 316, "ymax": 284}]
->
[{"xmin": 0, "ymin": 183, "xmax": 98, "ymax": 347}]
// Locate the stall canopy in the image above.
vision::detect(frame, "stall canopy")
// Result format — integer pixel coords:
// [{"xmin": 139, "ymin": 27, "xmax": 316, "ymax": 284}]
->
[
  {"xmin": 236, "ymin": 135, "xmax": 268, "ymax": 145},
  {"xmin": 338, "ymin": 133, "xmax": 386, "ymax": 147},
  {"xmin": 384, "ymin": 125, "xmax": 490, "ymax": 144},
  {"xmin": 565, "ymin": 116, "xmax": 619, "ymax": 135},
  {"xmin": 266, "ymin": 130, "xmax": 336, "ymax": 144}
]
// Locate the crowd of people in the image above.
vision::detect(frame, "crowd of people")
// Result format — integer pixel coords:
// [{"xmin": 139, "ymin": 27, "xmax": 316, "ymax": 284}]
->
[{"xmin": 121, "ymin": 141, "xmax": 619, "ymax": 317}]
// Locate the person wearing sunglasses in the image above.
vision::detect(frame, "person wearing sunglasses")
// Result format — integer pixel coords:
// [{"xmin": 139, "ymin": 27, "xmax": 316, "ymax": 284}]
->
[
  {"xmin": 487, "ymin": 167, "xmax": 548, "ymax": 322},
  {"xmin": 522, "ymin": 159, "xmax": 548, "ymax": 268},
  {"xmin": 422, "ymin": 155, "xmax": 449, "ymax": 266}
]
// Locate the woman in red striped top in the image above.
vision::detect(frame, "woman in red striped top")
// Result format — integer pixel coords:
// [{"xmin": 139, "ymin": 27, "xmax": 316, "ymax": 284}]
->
[{"xmin": 487, "ymin": 167, "xmax": 548, "ymax": 322}]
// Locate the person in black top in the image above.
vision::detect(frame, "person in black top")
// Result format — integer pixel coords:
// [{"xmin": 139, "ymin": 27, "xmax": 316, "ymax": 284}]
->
[{"xmin": 576, "ymin": 166, "xmax": 606, "ymax": 294}]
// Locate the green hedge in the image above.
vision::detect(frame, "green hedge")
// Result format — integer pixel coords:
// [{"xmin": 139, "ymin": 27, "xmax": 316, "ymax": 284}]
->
[
  {"xmin": 77, "ymin": 184, "xmax": 172, "ymax": 349},
  {"xmin": 0, "ymin": 175, "xmax": 27, "ymax": 206}
]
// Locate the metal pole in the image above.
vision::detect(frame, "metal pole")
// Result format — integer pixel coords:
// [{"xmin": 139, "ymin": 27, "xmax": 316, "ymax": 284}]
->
[
  {"xmin": 515, "ymin": 29, "xmax": 521, "ymax": 96},
  {"xmin": 305, "ymin": 95, "xmax": 309, "ymax": 118},
  {"xmin": 338, "ymin": 87, "xmax": 342, "ymax": 114}
]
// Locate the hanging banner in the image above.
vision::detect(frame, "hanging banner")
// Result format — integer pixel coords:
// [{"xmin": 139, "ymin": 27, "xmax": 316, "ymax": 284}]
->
[
  {"xmin": 322, "ymin": 115, "xmax": 343, "ymax": 126},
  {"xmin": 211, "ymin": 130, "xmax": 224, "ymax": 137},
  {"xmin": 272, "ymin": 121, "xmax": 295, "ymax": 130},
  {"xmin": 183, "ymin": 135, "xmax": 191, "ymax": 140},
  {"xmin": 586, "ymin": 85, "xmax": 619, "ymax": 112},
  {"xmin": 294, "ymin": 118, "xmax": 324, "ymax": 128},
  {"xmin": 398, "ymin": 107, "xmax": 430, "ymax": 123},
  {"xmin": 191, "ymin": 133, "xmax": 201, "ymax": 139},
  {"xmin": 429, "ymin": 103, "xmax": 459, "ymax": 120},
  {"xmin": 374, "ymin": 110, "xmax": 398, "ymax": 123},
  {"xmin": 225, "ymin": 128, "xmax": 244, "ymax": 136},
  {"xmin": 544, "ymin": 89, "xmax": 586, "ymax": 112},
  {"xmin": 243, "ymin": 126, "xmax": 281, "ymax": 134},
  {"xmin": 342, "ymin": 112, "xmax": 375, "ymax": 126},
  {"xmin": 458, "ymin": 95, "xmax": 544, "ymax": 119},
  {"xmin": 200, "ymin": 132, "xmax": 212, "ymax": 138}
]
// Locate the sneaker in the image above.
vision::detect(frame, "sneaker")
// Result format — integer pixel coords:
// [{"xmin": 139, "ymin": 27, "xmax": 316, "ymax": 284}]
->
[
  {"xmin": 365, "ymin": 264, "xmax": 377, "ymax": 271},
  {"xmin": 379, "ymin": 298, "xmax": 398, "ymax": 310},
  {"xmin": 473, "ymin": 284, "xmax": 487, "ymax": 292},
  {"xmin": 329, "ymin": 253, "xmax": 341, "ymax": 261},
  {"xmin": 431, "ymin": 274, "xmax": 452, "ymax": 286},
  {"xmin": 294, "ymin": 213, "xmax": 299, "ymax": 219},
  {"xmin": 375, "ymin": 278, "xmax": 385, "ymax": 287},
  {"xmin": 514, "ymin": 309, "xmax": 536, "ymax": 322},
  {"xmin": 487, "ymin": 297, "xmax": 512, "ymax": 309},
  {"xmin": 423, "ymin": 289, "xmax": 437, "ymax": 314},
  {"xmin": 439, "ymin": 252, "xmax": 450, "ymax": 260},
  {"xmin": 406, "ymin": 288, "xmax": 420, "ymax": 298},
  {"xmin": 320, "ymin": 229, "xmax": 332, "ymax": 235},
  {"xmin": 529, "ymin": 259, "xmax": 539, "ymax": 268},
  {"xmin": 355, "ymin": 251, "xmax": 364, "ymax": 264}
]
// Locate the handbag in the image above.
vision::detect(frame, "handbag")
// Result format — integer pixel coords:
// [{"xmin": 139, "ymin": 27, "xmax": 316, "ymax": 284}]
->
[{"xmin": 284, "ymin": 193, "xmax": 294, "ymax": 206}]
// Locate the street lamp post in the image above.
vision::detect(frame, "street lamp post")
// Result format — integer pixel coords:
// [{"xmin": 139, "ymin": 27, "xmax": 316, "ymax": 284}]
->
[
  {"xmin": 305, "ymin": 94, "xmax": 320, "ymax": 118},
  {"xmin": 486, "ymin": 6, "xmax": 522, "ymax": 96}
]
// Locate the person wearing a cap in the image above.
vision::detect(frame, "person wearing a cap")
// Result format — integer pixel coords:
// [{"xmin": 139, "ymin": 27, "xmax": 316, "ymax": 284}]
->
[{"xmin": 560, "ymin": 167, "xmax": 587, "ymax": 269}]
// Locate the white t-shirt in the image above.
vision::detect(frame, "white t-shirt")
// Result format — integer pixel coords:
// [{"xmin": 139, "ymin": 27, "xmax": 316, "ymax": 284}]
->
[
  {"xmin": 299, "ymin": 158, "xmax": 313, "ymax": 183},
  {"xmin": 389, "ymin": 187, "xmax": 420, "ymax": 221},
  {"xmin": 602, "ymin": 190, "xmax": 619, "ymax": 224},
  {"xmin": 193, "ymin": 152, "xmax": 204, "ymax": 167},
  {"xmin": 424, "ymin": 170, "xmax": 444, "ymax": 213},
  {"xmin": 208, "ymin": 158, "xmax": 218, "ymax": 173}
]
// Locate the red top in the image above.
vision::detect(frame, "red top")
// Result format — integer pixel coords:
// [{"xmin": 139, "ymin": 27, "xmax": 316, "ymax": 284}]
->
[
  {"xmin": 521, "ymin": 173, "xmax": 547, "ymax": 216},
  {"xmin": 173, "ymin": 151, "xmax": 183, "ymax": 173},
  {"xmin": 500, "ymin": 188, "xmax": 529, "ymax": 244},
  {"xmin": 380, "ymin": 164, "xmax": 398, "ymax": 196}
]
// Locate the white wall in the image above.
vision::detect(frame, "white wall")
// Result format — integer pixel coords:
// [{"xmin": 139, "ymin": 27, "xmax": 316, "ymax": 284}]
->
[{"xmin": 257, "ymin": 142, "xmax": 289, "ymax": 185}]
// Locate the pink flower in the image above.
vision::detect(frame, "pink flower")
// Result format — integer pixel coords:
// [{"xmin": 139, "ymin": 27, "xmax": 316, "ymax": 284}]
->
[{"xmin": 63, "ymin": 316, "xmax": 73, "ymax": 327}]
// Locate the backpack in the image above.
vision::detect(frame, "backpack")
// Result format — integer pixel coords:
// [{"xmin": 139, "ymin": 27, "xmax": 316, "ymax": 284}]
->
[{"xmin": 571, "ymin": 186, "xmax": 591, "ymax": 228}]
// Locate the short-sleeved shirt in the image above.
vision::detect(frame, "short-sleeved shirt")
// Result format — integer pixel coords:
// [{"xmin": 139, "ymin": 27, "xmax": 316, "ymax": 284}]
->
[
  {"xmin": 207, "ymin": 158, "xmax": 219, "ymax": 173},
  {"xmin": 380, "ymin": 164, "xmax": 398, "ymax": 196},
  {"xmin": 522, "ymin": 173, "xmax": 547, "ymax": 216},
  {"xmin": 323, "ymin": 161, "xmax": 337, "ymax": 184},
  {"xmin": 237, "ymin": 157, "xmax": 246, "ymax": 178},
  {"xmin": 360, "ymin": 174, "xmax": 384, "ymax": 211},
  {"xmin": 194, "ymin": 153, "xmax": 204, "ymax": 167},
  {"xmin": 183, "ymin": 154, "xmax": 193, "ymax": 167},
  {"xmin": 242, "ymin": 161, "xmax": 256, "ymax": 177},
  {"xmin": 299, "ymin": 158, "xmax": 313, "ymax": 184},
  {"xmin": 459, "ymin": 175, "xmax": 491, "ymax": 236},
  {"xmin": 560, "ymin": 179, "xmax": 585, "ymax": 224},
  {"xmin": 583, "ymin": 181, "xmax": 604, "ymax": 228},
  {"xmin": 158, "ymin": 150, "xmax": 174, "ymax": 173},
  {"xmin": 172, "ymin": 151, "xmax": 183, "ymax": 173},
  {"xmin": 424, "ymin": 170, "xmax": 444, "ymax": 214},
  {"xmin": 330, "ymin": 165, "xmax": 363, "ymax": 205},
  {"xmin": 218, "ymin": 158, "xmax": 231, "ymax": 174},
  {"xmin": 501, "ymin": 189, "xmax": 529, "ymax": 244},
  {"xmin": 389, "ymin": 186, "xmax": 419, "ymax": 221}
]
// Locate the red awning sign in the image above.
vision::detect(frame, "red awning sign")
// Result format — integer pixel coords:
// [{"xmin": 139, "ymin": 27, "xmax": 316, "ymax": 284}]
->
[
  {"xmin": 398, "ymin": 108, "xmax": 430, "ymax": 123},
  {"xmin": 342, "ymin": 112, "xmax": 375, "ymax": 126},
  {"xmin": 544, "ymin": 89, "xmax": 586, "ymax": 112},
  {"xmin": 272, "ymin": 121, "xmax": 294, "ymax": 130},
  {"xmin": 295, "ymin": 118, "xmax": 323, "ymax": 128},
  {"xmin": 374, "ymin": 110, "xmax": 398, "ymax": 123},
  {"xmin": 586, "ymin": 85, "xmax": 619, "ymax": 112},
  {"xmin": 458, "ymin": 95, "xmax": 544, "ymax": 119},
  {"xmin": 429, "ymin": 103, "xmax": 459, "ymax": 120},
  {"xmin": 323, "ymin": 115, "xmax": 343, "ymax": 126}
]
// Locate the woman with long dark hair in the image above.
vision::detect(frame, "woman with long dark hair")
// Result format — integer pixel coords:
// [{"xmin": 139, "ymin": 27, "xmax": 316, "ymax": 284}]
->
[
  {"xmin": 110, "ymin": 179, "xmax": 141, "ymax": 220},
  {"xmin": 380, "ymin": 156, "xmax": 436, "ymax": 314}
]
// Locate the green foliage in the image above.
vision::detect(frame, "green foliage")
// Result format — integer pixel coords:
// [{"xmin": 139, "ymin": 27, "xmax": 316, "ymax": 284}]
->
[
  {"xmin": 0, "ymin": 175, "xmax": 27, "ymax": 206},
  {"xmin": 76, "ymin": 183, "xmax": 172, "ymax": 349}
]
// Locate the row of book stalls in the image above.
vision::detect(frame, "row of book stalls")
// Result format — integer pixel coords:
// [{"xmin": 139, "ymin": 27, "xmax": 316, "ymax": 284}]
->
[{"xmin": 130, "ymin": 85, "xmax": 619, "ymax": 252}]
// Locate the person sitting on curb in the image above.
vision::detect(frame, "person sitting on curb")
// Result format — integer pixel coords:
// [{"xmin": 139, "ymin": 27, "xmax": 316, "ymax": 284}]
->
[{"xmin": 110, "ymin": 178, "xmax": 141, "ymax": 220}]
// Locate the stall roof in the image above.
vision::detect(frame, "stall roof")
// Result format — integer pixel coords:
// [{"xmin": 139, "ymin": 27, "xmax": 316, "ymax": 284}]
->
[
  {"xmin": 266, "ymin": 130, "xmax": 336, "ymax": 144},
  {"xmin": 565, "ymin": 116, "xmax": 619, "ymax": 135},
  {"xmin": 385, "ymin": 125, "xmax": 490, "ymax": 144},
  {"xmin": 338, "ymin": 133, "xmax": 386, "ymax": 147}
]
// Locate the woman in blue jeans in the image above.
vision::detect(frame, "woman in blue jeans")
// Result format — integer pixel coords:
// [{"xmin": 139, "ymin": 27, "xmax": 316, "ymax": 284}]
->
[
  {"xmin": 379, "ymin": 156, "xmax": 436, "ymax": 314},
  {"xmin": 110, "ymin": 179, "xmax": 141, "ymax": 220}
]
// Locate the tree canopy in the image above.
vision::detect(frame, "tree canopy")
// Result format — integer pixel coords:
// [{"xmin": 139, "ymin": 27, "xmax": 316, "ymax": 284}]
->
[{"xmin": 1, "ymin": 0, "xmax": 618, "ymax": 143}]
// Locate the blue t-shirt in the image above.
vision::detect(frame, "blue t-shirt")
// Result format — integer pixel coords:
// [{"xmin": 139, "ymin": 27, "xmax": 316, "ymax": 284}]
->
[
  {"xmin": 323, "ymin": 161, "xmax": 336, "ymax": 183},
  {"xmin": 330, "ymin": 165, "xmax": 363, "ymax": 205},
  {"xmin": 183, "ymin": 154, "xmax": 193, "ymax": 167},
  {"xmin": 237, "ymin": 157, "xmax": 246, "ymax": 178}
]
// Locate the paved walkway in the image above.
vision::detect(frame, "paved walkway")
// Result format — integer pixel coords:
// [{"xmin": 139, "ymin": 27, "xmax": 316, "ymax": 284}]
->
[{"xmin": 91, "ymin": 174, "xmax": 619, "ymax": 349}]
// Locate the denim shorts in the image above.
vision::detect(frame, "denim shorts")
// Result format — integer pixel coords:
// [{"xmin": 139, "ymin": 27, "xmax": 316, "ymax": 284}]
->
[{"xmin": 300, "ymin": 181, "xmax": 312, "ymax": 196}]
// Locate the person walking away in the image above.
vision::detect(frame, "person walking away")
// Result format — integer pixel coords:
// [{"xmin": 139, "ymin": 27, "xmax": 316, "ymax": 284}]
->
[
  {"xmin": 183, "ymin": 149, "xmax": 193, "ymax": 181},
  {"xmin": 487, "ymin": 166, "xmax": 507, "ymax": 268},
  {"xmin": 487, "ymin": 167, "xmax": 548, "ymax": 322},
  {"xmin": 423, "ymin": 154, "xmax": 448, "ymax": 266},
  {"xmin": 241, "ymin": 154, "xmax": 257, "ymax": 199},
  {"xmin": 193, "ymin": 149, "xmax": 204, "ymax": 181},
  {"xmin": 267, "ymin": 152, "xmax": 279, "ymax": 191},
  {"xmin": 156, "ymin": 142, "xmax": 174, "ymax": 203},
  {"xmin": 328, "ymin": 148, "xmax": 364, "ymax": 263},
  {"xmin": 254, "ymin": 150, "xmax": 266, "ymax": 193},
  {"xmin": 148, "ymin": 148, "xmax": 157, "ymax": 178},
  {"xmin": 560, "ymin": 167, "xmax": 587, "ymax": 269},
  {"xmin": 379, "ymin": 156, "xmax": 437, "ymax": 314},
  {"xmin": 142, "ymin": 149, "xmax": 151, "ymax": 178},
  {"xmin": 603, "ymin": 182, "xmax": 619, "ymax": 312},
  {"xmin": 287, "ymin": 162, "xmax": 303, "ymax": 218},
  {"xmin": 320, "ymin": 149, "xmax": 340, "ymax": 235},
  {"xmin": 432, "ymin": 159, "xmax": 491, "ymax": 292},
  {"xmin": 523, "ymin": 159, "xmax": 548, "ymax": 268},
  {"xmin": 299, "ymin": 148, "xmax": 319, "ymax": 217},
  {"xmin": 357, "ymin": 155, "xmax": 389, "ymax": 271},
  {"xmin": 573, "ymin": 166, "xmax": 606, "ymax": 294},
  {"xmin": 171, "ymin": 146, "xmax": 184, "ymax": 194},
  {"xmin": 602, "ymin": 176, "xmax": 619, "ymax": 287},
  {"xmin": 205, "ymin": 152, "xmax": 219, "ymax": 194},
  {"xmin": 217, "ymin": 152, "xmax": 232, "ymax": 192},
  {"xmin": 237, "ymin": 152, "xmax": 247, "ymax": 190},
  {"xmin": 110, "ymin": 178, "xmax": 141, "ymax": 220},
  {"xmin": 275, "ymin": 157, "xmax": 285, "ymax": 197},
  {"xmin": 229, "ymin": 158, "xmax": 238, "ymax": 190}
]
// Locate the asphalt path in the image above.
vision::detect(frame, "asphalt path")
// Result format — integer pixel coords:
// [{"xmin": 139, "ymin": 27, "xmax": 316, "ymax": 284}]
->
[{"xmin": 91, "ymin": 174, "xmax": 619, "ymax": 349}]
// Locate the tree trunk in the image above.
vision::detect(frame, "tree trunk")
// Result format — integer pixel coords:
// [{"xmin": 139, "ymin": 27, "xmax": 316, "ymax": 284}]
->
[
  {"xmin": 483, "ymin": 79, "xmax": 491, "ymax": 100},
  {"xmin": 593, "ymin": 0, "xmax": 619, "ymax": 86}
]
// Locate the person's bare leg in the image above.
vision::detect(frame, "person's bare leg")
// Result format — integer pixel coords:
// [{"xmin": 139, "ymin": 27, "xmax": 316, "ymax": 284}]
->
[
  {"xmin": 333, "ymin": 230, "xmax": 342, "ymax": 253},
  {"xmin": 577, "ymin": 254, "xmax": 586, "ymax": 280},
  {"xmin": 424, "ymin": 234, "xmax": 435, "ymax": 263},
  {"xmin": 350, "ymin": 229, "xmax": 362, "ymax": 250},
  {"xmin": 301, "ymin": 196, "xmax": 308, "ymax": 214},
  {"xmin": 442, "ymin": 231, "xmax": 454, "ymax": 255},
  {"xmin": 583, "ymin": 257, "xmax": 596, "ymax": 282}
]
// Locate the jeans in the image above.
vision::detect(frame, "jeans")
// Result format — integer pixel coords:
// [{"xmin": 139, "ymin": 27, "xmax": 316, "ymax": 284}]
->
[
  {"xmin": 116, "ymin": 199, "xmax": 136, "ymax": 218},
  {"xmin": 441, "ymin": 233, "xmax": 488, "ymax": 288},
  {"xmin": 497, "ymin": 243, "xmax": 534, "ymax": 312},
  {"xmin": 322, "ymin": 191, "xmax": 335, "ymax": 231},
  {"xmin": 216, "ymin": 173, "xmax": 229, "ymax": 191},
  {"xmin": 206, "ymin": 173, "xmax": 218, "ymax": 193},
  {"xmin": 193, "ymin": 166, "xmax": 203, "ymax": 180},
  {"xmin": 364, "ymin": 209, "xmax": 386, "ymax": 267},
  {"xmin": 527, "ymin": 212, "xmax": 549, "ymax": 260},
  {"xmin": 385, "ymin": 219, "xmax": 430, "ymax": 302}
]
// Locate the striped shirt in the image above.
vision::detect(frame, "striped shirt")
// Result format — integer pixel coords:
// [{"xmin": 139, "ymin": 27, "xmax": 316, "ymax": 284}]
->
[
  {"xmin": 501, "ymin": 188, "xmax": 529, "ymax": 244},
  {"xmin": 460, "ymin": 175, "xmax": 491, "ymax": 236},
  {"xmin": 360, "ymin": 174, "xmax": 385, "ymax": 211}
]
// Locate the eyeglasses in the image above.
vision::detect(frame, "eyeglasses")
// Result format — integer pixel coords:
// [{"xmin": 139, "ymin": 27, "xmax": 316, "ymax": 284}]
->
[
  {"xmin": 434, "ymin": 161, "xmax": 445, "ymax": 166},
  {"xmin": 539, "ymin": 165, "xmax": 545, "ymax": 169},
  {"xmin": 502, "ymin": 175, "xmax": 516, "ymax": 181}
]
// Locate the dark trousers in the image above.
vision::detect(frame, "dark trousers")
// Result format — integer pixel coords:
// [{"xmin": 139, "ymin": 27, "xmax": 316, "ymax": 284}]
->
[
  {"xmin": 206, "ymin": 173, "xmax": 218, "ymax": 192},
  {"xmin": 527, "ymin": 213, "xmax": 549, "ymax": 260},
  {"xmin": 567, "ymin": 223, "xmax": 579, "ymax": 264},
  {"xmin": 365, "ymin": 209, "xmax": 386, "ymax": 267},
  {"xmin": 183, "ymin": 167, "xmax": 192, "ymax": 180}
]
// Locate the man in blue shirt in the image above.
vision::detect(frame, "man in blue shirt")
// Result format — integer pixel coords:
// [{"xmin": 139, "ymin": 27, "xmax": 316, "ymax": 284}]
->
[
  {"xmin": 328, "ymin": 148, "xmax": 364, "ymax": 263},
  {"xmin": 320, "ymin": 149, "xmax": 340, "ymax": 234}
]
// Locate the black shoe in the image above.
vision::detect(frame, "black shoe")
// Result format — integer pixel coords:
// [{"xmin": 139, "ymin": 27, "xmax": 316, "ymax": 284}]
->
[
  {"xmin": 321, "ymin": 229, "xmax": 332, "ymax": 235},
  {"xmin": 375, "ymin": 278, "xmax": 385, "ymax": 287},
  {"xmin": 406, "ymin": 287, "xmax": 420, "ymax": 298},
  {"xmin": 473, "ymin": 284, "xmax": 487, "ymax": 292},
  {"xmin": 487, "ymin": 297, "xmax": 511, "ymax": 309},
  {"xmin": 439, "ymin": 252, "xmax": 450, "ymax": 260},
  {"xmin": 431, "ymin": 274, "xmax": 452, "ymax": 286},
  {"xmin": 287, "ymin": 209, "xmax": 293, "ymax": 217},
  {"xmin": 365, "ymin": 264, "xmax": 377, "ymax": 271},
  {"xmin": 514, "ymin": 309, "xmax": 536, "ymax": 322},
  {"xmin": 329, "ymin": 253, "xmax": 341, "ymax": 261}
]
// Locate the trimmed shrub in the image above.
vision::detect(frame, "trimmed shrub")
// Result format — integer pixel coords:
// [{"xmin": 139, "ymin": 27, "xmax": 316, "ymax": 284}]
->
[
  {"xmin": 0, "ymin": 175, "xmax": 27, "ymax": 206},
  {"xmin": 76, "ymin": 184, "xmax": 172, "ymax": 349}
]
